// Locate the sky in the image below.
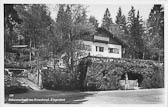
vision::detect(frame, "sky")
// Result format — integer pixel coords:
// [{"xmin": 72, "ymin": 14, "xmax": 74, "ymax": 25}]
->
[{"xmin": 48, "ymin": 4, "xmax": 154, "ymax": 25}]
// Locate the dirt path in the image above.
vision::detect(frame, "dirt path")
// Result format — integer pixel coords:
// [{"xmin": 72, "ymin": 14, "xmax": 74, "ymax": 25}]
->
[
  {"xmin": 82, "ymin": 89, "xmax": 165, "ymax": 104},
  {"xmin": 5, "ymin": 88, "xmax": 164, "ymax": 104},
  {"xmin": 17, "ymin": 78, "xmax": 41, "ymax": 90}
]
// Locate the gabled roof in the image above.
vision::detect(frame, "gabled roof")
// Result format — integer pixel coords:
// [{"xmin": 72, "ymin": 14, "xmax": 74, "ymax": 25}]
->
[{"xmin": 80, "ymin": 27, "xmax": 127, "ymax": 47}]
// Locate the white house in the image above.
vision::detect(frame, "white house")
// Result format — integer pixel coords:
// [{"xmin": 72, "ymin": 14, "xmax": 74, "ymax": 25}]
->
[{"xmin": 78, "ymin": 27, "xmax": 126, "ymax": 58}]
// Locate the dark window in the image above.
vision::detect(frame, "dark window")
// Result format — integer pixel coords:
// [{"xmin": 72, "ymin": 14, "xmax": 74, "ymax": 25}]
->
[
  {"xmin": 96, "ymin": 46, "xmax": 104, "ymax": 52},
  {"xmin": 108, "ymin": 48, "xmax": 119, "ymax": 54},
  {"xmin": 108, "ymin": 48, "xmax": 114, "ymax": 53},
  {"xmin": 96, "ymin": 46, "xmax": 98, "ymax": 51},
  {"xmin": 99, "ymin": 47, "xmax": 104, "ymax": 52}
]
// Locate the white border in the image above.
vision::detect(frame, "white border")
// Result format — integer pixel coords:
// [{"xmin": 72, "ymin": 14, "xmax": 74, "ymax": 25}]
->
[{"xmin": 0, "ymin": 0, "xmax": 168, "ymax": 107}]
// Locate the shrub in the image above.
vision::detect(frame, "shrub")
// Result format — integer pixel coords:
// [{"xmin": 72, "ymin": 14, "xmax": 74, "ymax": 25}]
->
[
  {"xmin": 141, "ymin": 65, "xmax": 164, "ymax": 88},
  {"xmin": 83, "ymin": 56, "xmax": 164, "ymax": 90},
  {"xmin": 151, "ymin": 66, "xmax": 164, "ymax": 88},
  {"xmin": 42, "ymin": 69, "xmax": 77, "ymax": 90},
  {"xmin": 141, "ymin": 78, "xmax": 152, "ymax": 88},
  {"xmin": 5, "ymin": 75, "xmax": 29, "ymax": 94}
]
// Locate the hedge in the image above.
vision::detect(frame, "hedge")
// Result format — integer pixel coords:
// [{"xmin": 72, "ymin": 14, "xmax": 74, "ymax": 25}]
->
[
  {"xmin": 39, "ymin": 56, "xmax": 164, "ymax": 91},
  {"xmin": 78, "ymin": 56, "xmax": 164, "ymax": 91},
  {"xmin": 41, "ymin": 68, "xmax": 78, "ymax": 90}
]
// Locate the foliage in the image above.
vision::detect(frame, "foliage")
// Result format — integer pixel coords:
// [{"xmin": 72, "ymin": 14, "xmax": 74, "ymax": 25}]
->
[
  {"xmin": 15, "ymin": 4, "xmax": 53, "ymax": 48},
  {"xmin": 101, "ymin": 8, "xmax": 113, "ymax": 31},
  {"xmin": 55, "ymin": 4, "xmax": 95, "ymax": 71},
  {"xmin": 4, "ymin": 58, "xmax": 30, "ymax": 69},
  {"xmin": 4, "ymin": 4, "xmax": 22, "ymax": 31},
  {"xmin": 42, "ymin": 69, "xmax": 77, "ymax": 90},
  {"xmin": 89, "ymin": 16, "xmax": 99, "ymax": 29},
  {"xmin": 145, "ymin": 4, "xmax": 164, "ymax": 61},
  {"xmin": 141, "ymin": 64, "xmax": 164, "ymax": 88},
  {"xmin": 126, "ymin": 6, "xmax": 145, "ymax": 59},
  {"xmin": 81, "ymin": 56, "xmax": 164, "ymax": 90},
  {"xmin": 115, "ymin": 7, "xmax": 128, "ymax": 34},
  {"xmin": 5, "ymin": 75, "xmax": 28, "ymax": 94}
]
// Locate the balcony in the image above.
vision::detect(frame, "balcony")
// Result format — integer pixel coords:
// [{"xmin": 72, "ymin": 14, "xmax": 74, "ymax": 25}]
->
[{"xmin": 94, "ymin": 36, "xmax": 109, "ymax": 43}]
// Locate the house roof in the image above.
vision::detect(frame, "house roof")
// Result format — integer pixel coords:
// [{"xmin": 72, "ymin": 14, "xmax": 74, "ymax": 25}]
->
[{"xmin": 81, "ymin": 27, "xmax": 127, "ymax": 47}]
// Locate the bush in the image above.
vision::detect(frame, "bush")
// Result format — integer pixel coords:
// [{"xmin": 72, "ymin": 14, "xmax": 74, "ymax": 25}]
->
[
  {"xmin": 5, "ymin": 75, "xmax": 29, "ymax": 94},
  {"xmin": 141, "ymin": 65, "xmax": 164, "ymax": 88},
  {"xmin": 42, "ymin": 69, "xmax": 77, "ymax": 90},
  {"xmin": 151, "ymin": 67, "xmax": 164, "ymax": 88},
  {"xmin": 83, "ymin": 56, "xmax": 164, "ymax": 90},
  {"xmin": 141, "ymin": 78, "xmax": 152, "ymax": 88}
]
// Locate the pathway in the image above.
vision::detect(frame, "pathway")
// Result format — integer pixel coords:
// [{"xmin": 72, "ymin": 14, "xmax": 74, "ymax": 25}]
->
[{"xmin": 17, "ymin": 78, "xmax": 41, "ymax": 90}]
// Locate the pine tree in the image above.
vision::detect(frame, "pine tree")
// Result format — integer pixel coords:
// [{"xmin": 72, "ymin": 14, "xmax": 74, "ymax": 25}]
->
[
  {"xmin": 115, "ymin": 7, "xmax": 128, "ymax": 34},
  {"xmin": 134, "ymin": 10, "xmax": 145, "ymax": 59},
  {"xmin": 115, "ymin": 7, "xmax": 122, "ymax": 24},
  {"xmin": 127, "ymin": 6, "xmax": 144, "ymax": 59},
  {"xmin": 101, "ymin": 8, "xmax": 113, "ymax": 31},
  {"xmin": 146, "ymin": 4, "xmax": 164, "ymax": 61}
]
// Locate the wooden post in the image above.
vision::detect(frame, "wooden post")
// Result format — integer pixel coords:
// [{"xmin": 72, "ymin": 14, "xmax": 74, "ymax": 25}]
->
[
  {"xmin": 125, "ymin": 72, "xmax": 128, "ymax": 90},
  {"xmin": 37, "ymin": 50, "xmax": 40, "ymax": 86},
  {"xmin": 29, "ymin": 38, "xmax": 32, "ymax": 70}
]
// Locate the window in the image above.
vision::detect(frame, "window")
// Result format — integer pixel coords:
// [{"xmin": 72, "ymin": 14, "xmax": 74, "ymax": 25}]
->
[
  {"xmin": 108, "ymin": 48, "xmax": 114, "ymax": 53},
  {"xmin": 96, "ymin": 46, "xmax": 98, "ymax": 51},
  {"xmin": 96, "ymin": 46, "xmax": 104, "ymax": 52},
  {"xmin": 99, "ymin": 47, "xmax": 104, "ymax": 52},
  {"xmin": 108, "ymin": 48, "xmax": 119, "ymax": 54}
]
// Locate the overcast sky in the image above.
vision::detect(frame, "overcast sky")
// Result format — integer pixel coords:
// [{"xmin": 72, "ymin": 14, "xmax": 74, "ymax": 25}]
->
[{"xmin": 48, "ymin": 4, "xmax": 154, "ymax": 25}]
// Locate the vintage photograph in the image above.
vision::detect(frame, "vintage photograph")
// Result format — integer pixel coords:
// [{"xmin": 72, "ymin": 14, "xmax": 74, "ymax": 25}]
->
[{"xmin": 4, "ymin": 3, "xmax": 164, "ymax": 104}]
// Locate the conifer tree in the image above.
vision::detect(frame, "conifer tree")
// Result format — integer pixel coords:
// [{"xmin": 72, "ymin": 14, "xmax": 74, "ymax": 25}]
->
[
  {"xmin": 146, "ymin": 4, "xmax": 164, "ymax": 61},
  {"xmin": 115, "ymin": 7, "xmax": 128, "ymax": 34},
  {"xmin": 101, "ymin": 8, "xmax": 113, "ymax": 31},
  {"xmin": 127, "ymin": 6, "xmax": 144, "ymax": 59}
]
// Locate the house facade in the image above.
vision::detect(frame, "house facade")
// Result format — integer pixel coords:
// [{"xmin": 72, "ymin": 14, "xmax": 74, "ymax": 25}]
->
[{"xmin": 79, "ymin": 27, "xmax": 125, "ymax": 58}]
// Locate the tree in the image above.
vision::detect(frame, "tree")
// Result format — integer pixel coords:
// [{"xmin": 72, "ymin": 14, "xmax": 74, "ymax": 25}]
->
[
  {"xmin": 146, "ymin": 5, "xmax": 164, "ymax": 61},
  {"xmin": 4, "ymin": 4, "xmax": 22, "ymax": 52},
  {"xmin": 4, "ymin": 4, "xmax": 22, "ymax": 31},
  {"xmin": 101, "ymin": 8, "xmax": 113, "ymax": 31},
  {"xmin": 127, "ymin": 6, "xmax": 144, "ymax": 59},
  {"xmin": 55, "ymin": 4, "xmax": 95, "ymax": 71},
  {"xmin": 115, "ymin": 7, "xmax": 122, "ymax": 24},
  {"xmin": 13, "ymin": 4, "xmax": 56, "ymax": 71},
  {"xmin": 134, "ymin": 10, "xmax": 145, "ymax": 59},
  {"xmin": 89, "ymin": 16, "xmax": 99, "ymax": 29},
  {"xmin": 15, "ymin": 4, "xmax": 53, "ymax": 49},
  {"xmin": 115, "ymin": 7, "xmax": 128, "ymax": 34}
]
